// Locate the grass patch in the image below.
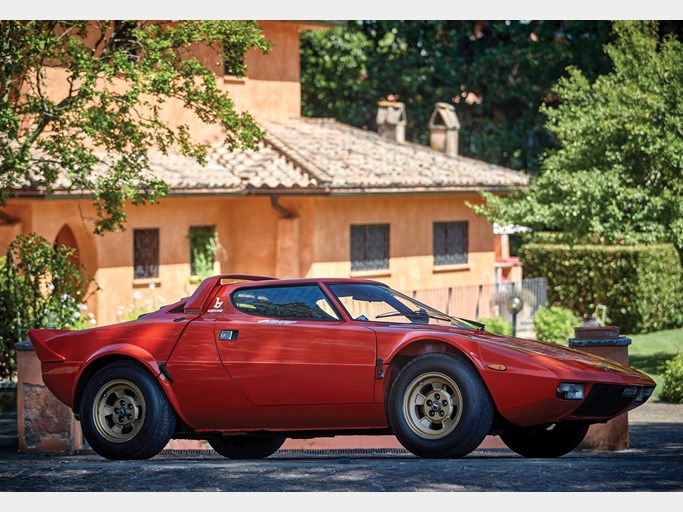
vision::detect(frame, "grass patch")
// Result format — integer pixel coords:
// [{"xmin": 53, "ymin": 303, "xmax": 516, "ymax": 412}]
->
[{"xmin": 628, "ymin": 328, "xmax": 683, "ymax": 400}]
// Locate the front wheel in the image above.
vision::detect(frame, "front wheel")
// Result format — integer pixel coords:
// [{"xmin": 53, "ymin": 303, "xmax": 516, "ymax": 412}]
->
[
  {"xmin": 386, "ymin": 353, "xmax": 494, "ymax": 458},
  {"xmin": 207, "ymin": 435, "xmax": 285, "ymax": 459},
  {"xmin": 500, "ymin": 421, "xmax": 590, "ymax": 458},
  {"xmin": 79, "ymin": 361, "xmax": 176, "ymax": 460}
]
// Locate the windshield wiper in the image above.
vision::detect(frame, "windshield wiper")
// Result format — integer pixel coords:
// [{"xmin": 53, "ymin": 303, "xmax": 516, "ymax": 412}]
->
[
  {"xmin": 376, "ymin": 309, "xmax": 450, "ymax": 323},
  {"xmin": 450, "ymin": 317, "xmax": 485, "ymax": 330},
  {"xmin": 375, "ymin": 309, "xmax": 486, "ymax": 331}
]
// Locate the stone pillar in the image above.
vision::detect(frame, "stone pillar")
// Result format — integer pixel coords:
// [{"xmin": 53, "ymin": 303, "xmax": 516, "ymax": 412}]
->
[
  {"xmin": 16, "ymin": 340, "xmax": 84, "ymax": 454},
  {"xmin": 569, "ymin": 326, "xmax": 631, "ymax": 451}
]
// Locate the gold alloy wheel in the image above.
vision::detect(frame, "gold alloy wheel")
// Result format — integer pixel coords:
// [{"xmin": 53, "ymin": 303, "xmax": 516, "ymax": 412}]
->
[
  {"xmin": 403, "ymin": 371, "xmax": 463, "ymax": 439},
  {"xmin": 92, "ymin": 379, "xmax": 146, "ymax": 443}
]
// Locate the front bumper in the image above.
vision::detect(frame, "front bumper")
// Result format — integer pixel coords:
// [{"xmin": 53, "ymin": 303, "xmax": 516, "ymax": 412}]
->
[{"xmin": 567, "ymin": 383, "xmax": 655, "ymax": 422}]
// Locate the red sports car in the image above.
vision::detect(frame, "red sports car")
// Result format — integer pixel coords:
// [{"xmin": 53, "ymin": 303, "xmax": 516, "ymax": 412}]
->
[{"xmin": 29, "ymin": 274, "xmax": 655, "ymax": 460}]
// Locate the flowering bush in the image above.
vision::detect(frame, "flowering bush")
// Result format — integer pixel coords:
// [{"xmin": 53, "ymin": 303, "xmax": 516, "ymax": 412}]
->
[
  {"xmin": 117, "ymin": 284, "xmax": 166, "ymax": 323},
  {"xmin": 0, "ymin": 233, "xmax": 97, "ymax": 379}
]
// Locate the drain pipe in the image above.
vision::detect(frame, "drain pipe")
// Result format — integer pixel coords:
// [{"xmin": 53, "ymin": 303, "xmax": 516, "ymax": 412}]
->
[{"xmin": 270, "ymin": 196, "xmax": 294, "ymax": 219}]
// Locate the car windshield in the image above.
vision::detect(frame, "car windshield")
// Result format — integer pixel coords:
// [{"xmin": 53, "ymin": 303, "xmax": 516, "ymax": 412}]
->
[{"xmin": 327, "ymin": 283, "xmax": 481, "ymax": 329}]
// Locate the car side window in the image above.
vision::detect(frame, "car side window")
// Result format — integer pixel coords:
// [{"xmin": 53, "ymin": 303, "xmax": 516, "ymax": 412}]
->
[{"xmin": 231, "ymin": 285, "xmax": 341, "ymax": 321}]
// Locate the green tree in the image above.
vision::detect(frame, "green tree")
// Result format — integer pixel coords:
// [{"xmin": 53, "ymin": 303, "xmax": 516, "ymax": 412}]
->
[
  {"xmin": 475, "ymin": 21, "xmax": 683, "ymax": 261},
  {"xmin": 0, "ymin": 20, "xmax": 269, "ymax": 233},
  {"xmin": 301, "ymin": 20, "xmax": 613, "ymax": 171}
]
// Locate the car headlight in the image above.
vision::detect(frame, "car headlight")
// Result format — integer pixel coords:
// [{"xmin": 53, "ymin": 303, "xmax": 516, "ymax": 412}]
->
[{"xmin": 556, "ymin": 382, "xmax": 585, "ymax": 400}]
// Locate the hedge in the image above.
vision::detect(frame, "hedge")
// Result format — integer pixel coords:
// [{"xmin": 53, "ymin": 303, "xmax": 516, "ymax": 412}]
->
[{"xmin": 521, "ymin": 243, "xmax": 683, "ymax": 334}]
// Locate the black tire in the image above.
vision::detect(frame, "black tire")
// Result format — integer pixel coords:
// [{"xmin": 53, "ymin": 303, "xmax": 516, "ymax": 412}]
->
[
  {"xmin": 79, "ymin": 361, "xmax": 176, "ymax": 460},
  {"xmin": 386, "ymin": 353, "xmax": 494, "ymax": 458},
  {"xmin": 500, "ymin": 421, "xmax": 589, "ymax": 458},
  {"xmin": 207, "ymin": 435, "xmax": 285, "ymax": 459}
]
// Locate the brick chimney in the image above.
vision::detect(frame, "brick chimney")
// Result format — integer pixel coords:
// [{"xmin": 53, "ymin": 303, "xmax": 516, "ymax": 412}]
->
[
  {"xmin": 376, "ymin": 101, "xmax": 406, "ymax": 143},
  {"xmin": 429, "ymin": 102, "xmax": 460, "ymax": 156}
]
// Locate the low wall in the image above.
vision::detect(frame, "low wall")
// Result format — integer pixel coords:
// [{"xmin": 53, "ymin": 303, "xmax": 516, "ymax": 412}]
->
[
  {"xmin": 16, "ymin": 340, "xmax": 84, "ymax": 453},
  {"xmin": 570, "ymin": 332, "xmax": 632, "ymax": 451}
]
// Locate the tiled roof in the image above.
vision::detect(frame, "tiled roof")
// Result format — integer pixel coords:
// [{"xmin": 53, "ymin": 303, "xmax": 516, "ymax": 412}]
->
[
  {"xmin": 18, "ymin": 117, "xmax": 528, "ymax": 196},
  {"xmin": 259, "ymin": 118, "xmax": 528, "ymax": 192},
  {"xmin": 156, "ymin": 141, "xmax": 319, "ymax": 191}
]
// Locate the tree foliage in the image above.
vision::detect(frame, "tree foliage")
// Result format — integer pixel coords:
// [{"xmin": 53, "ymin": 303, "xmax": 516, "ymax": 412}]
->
[
  {"xmin": 0, "ymin": 20, "xmax": 269, "ymax": 233},
  {"xmin": 301, "ymin": 20, "xmax": 613, "ymax": 171},
  {"xmin": 474, "ymin": 21, "xmax": 683, "ymax": 260}
]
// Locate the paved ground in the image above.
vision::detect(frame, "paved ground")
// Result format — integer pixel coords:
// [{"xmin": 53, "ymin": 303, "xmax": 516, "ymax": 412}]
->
[{"xmin": 1, "ymin": 400, "xmax": 682, "ymax": 494}]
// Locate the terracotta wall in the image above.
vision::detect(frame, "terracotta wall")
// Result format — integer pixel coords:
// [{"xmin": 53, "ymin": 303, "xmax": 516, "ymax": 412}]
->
[
  {"xmin": 305, "ymin": 193, "xmax": 496, "ymax": 290},
  {"xmin": 4, "ymin": 192, "xmax": 499, "ymax": 326},
  {"xmin": 39, "ymin": 20, "xmax": 303, "ymax": 152}
]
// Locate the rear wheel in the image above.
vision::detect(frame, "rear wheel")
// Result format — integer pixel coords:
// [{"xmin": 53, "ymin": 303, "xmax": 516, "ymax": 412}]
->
[
  {"xmin": 80, "ymin": 361, "xmax": 176, "ymax": 460},
  {"xmin": 501, "ymin": 421, "xmax": 589, "ymax": 458},
  {"xmin": 386, "ymin": 353, "xmax": 494, "ymax": 458},
  {"xmin": 207, "ymin": 435, "xmax": 285, "ymax": 459}
]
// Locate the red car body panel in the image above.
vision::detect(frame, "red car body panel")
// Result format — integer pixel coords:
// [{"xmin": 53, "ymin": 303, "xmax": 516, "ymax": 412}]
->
[{"xmin": 29, "ymin": 274, "xmax": 656, "ymax": 438}]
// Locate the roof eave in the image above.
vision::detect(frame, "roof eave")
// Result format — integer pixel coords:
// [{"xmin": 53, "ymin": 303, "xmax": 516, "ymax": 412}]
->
[{"xmin": 327, "ymin": 185, "xmax": 528, "ymax": 195}]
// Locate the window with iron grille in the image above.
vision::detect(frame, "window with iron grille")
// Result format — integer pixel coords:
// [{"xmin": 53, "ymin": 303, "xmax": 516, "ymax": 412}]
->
[
  {"xmin": 433, "ymin": 221, "xmax": 468, "ymax": 266},
  {"xmin": 134, "ymin": 228, "xmax": 159, "ymax": 279},
  {"xmin": 351, "ymin": 224, "xmax": 390, "ymax": 271}
]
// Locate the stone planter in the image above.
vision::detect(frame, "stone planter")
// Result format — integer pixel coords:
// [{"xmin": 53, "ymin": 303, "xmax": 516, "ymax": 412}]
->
[
  {"xmin": 574, "ymin": 325, "xmax": 621, "ymax": 340},
  {"xmin": 568, "ymin": 326, "xmax": 632, "ymax": 451},
  {"xmin": 16, "ymin": 339, "xmax": 85, "ymax": 454}
]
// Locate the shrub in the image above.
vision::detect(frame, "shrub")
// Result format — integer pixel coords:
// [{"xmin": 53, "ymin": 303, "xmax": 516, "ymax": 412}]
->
[
  {"xmin": 533, "ymin": 306, "xmax": 580, "ymax": 345},
  {"xmin": 476, "ymin": 317, "xmax": 512, "ymax": 336},
  {"xmin": 522, "ymin": 243, "xmax": 683, "ymax": 334},
  {"xmin": 189, "ymin": 226, "xmax": 219, "ymax": 281},
  {"xmin": 659, "ymin": 354, "xmax": 683, "ymax": 404},
  {"xmin": 0, "ymin": 233, "xmax": 96, "ymax": 379}
]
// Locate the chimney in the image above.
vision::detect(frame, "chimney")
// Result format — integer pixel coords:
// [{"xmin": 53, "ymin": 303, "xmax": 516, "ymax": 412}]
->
[
  {"xmin": 376, "ymin": 101, "xmax": 406, "ymax": 143},
  {"xmin": 429, "ymin": 102, "xmax": 460, "ymax": 156}
]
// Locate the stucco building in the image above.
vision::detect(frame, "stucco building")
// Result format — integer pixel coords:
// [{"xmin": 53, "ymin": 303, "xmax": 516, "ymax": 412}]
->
[{"xmin": 1, "ymin": 21, "xmax": 528, "ymax": 327}]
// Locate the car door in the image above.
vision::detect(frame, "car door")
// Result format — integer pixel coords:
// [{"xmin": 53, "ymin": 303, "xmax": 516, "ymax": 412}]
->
[{"xmin": 211, "ymin": 283, "xmax": 377, "ymax": 406}]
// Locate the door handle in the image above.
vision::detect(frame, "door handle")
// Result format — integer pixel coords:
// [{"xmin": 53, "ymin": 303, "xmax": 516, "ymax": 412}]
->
[{"xmin": 218, "ymin": 330, "xmax": 239, "ymax": 341}]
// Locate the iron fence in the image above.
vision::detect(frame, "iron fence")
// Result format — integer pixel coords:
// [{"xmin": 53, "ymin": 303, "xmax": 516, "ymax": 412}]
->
[{"xmin": 401, "ymin": 278, "xmax": 548, "ymax": 335}]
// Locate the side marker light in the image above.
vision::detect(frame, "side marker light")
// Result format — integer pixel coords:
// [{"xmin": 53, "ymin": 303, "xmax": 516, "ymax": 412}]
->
[{"xmin": 488, "ymin": 364, "xmax": 507, "ymax": 371}]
